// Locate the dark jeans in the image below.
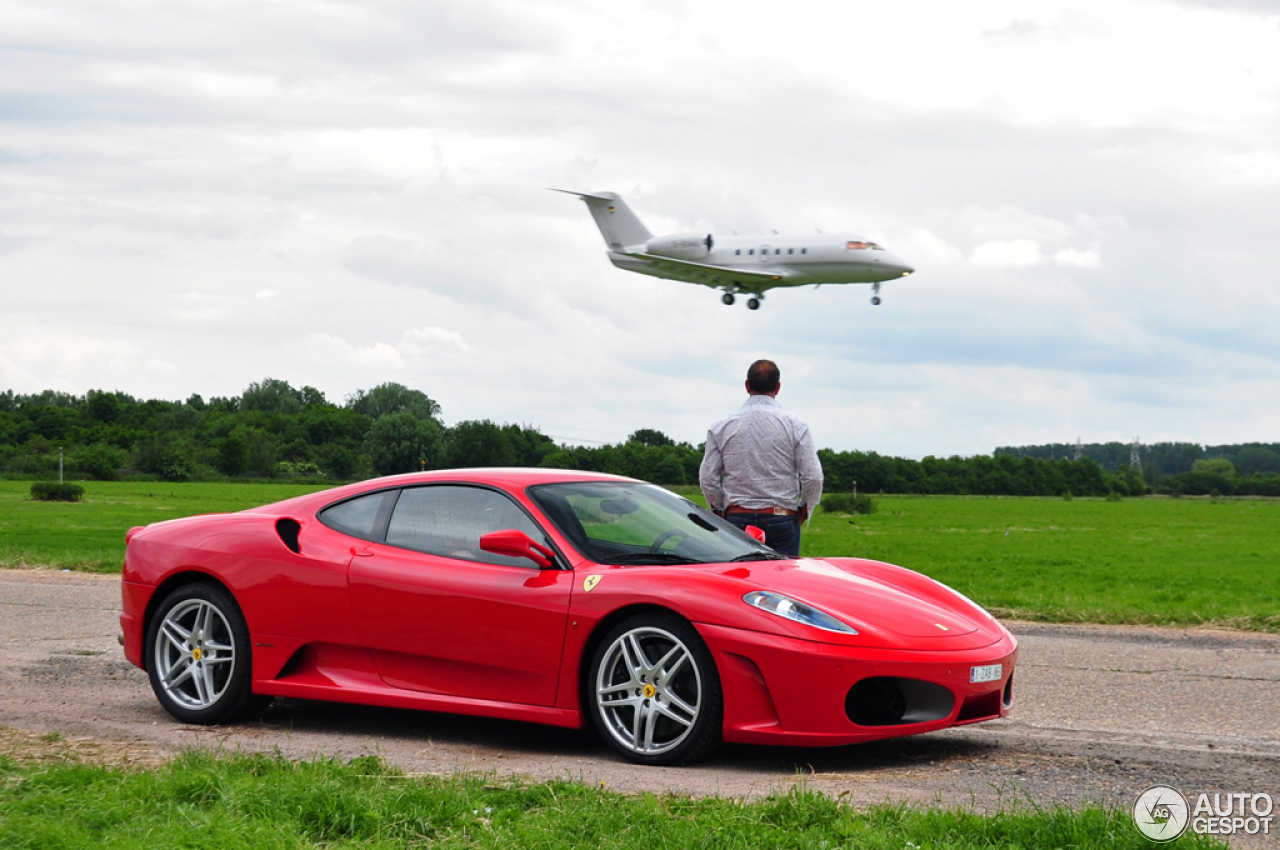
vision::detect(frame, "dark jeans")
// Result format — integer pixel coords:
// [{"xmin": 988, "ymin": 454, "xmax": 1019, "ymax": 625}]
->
[{"xmin": 726, "ymin": 512, "xmax": 801, "ymax": 558}]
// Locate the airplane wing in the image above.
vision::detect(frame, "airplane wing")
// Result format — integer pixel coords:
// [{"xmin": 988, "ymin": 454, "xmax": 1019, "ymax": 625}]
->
[{"xmin": 619, "ymin": 252, "xmax": 790, "ymax": 291}]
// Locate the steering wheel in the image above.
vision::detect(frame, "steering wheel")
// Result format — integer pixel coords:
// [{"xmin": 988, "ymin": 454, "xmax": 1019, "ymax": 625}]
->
[{"xmin": 649, "ymin": 530, "xmax": 688, "ymax": 552}]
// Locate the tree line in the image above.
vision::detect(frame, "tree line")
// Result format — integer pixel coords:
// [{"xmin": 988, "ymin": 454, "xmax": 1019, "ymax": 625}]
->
[{"xmin": 2, "ymin": 381, "xmax": 1275, "ymax": 497}]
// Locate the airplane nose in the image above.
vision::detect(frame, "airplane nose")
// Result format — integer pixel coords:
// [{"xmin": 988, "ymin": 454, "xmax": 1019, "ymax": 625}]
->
[{"xmin": 881, "ymin": 253, "xmax": 913, "ymax": 276}]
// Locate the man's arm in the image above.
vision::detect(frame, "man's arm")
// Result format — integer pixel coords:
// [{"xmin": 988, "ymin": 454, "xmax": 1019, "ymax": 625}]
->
[
  {"xmin": 698, "ymin": 432, "xmax": 726, "ymax": 513},
  {"xmin": 795, "ymin": 423, "xmax": 823, "ymax": 517}
]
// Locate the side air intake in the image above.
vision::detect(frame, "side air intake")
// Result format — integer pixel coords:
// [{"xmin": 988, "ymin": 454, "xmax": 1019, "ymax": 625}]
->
[{"xmin": 275, "ymin": 518, "xmax": 302, "ymax": 554}]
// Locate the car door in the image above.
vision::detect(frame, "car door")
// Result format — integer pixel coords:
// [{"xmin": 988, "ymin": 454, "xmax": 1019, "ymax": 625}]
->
[{"xmin": 347, "ymin": 484, "xmax": 573, "ymax": 706}]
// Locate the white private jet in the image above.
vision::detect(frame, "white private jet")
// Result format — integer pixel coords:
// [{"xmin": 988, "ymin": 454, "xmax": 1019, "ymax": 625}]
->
[{"xmin": 555, "ymin": 190, "xmax": 914, "ymax": 309}]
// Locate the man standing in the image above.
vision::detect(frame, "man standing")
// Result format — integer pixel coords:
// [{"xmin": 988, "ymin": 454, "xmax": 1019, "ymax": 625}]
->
[{"xmin": 699, "ymin": 359, "xmax": 823, "ymax": 558}]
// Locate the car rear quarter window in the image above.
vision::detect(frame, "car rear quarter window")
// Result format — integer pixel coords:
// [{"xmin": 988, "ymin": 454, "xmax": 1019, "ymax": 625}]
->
[
  {"xmin": 385, "ymin": 485, "xmax": 546, "ymax": 568},
  {"xmin": 318, "ymin": 490, "xmax": 394, "ymax": 541}
]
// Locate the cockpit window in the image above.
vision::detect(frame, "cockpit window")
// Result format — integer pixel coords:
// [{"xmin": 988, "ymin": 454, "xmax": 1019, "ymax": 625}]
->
[{"xmin": 846, "ymin": 240, "xmax": 884, "ymax": 250}]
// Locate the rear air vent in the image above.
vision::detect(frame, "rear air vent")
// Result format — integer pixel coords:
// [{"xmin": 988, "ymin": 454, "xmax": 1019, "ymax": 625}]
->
[
  {"xmin": 275, "ymin": 518, "xmax": 302, "ymax": 554},
  {"xmin": 845, "ymin": 677, "xmax": 954, "ymax": 726}
]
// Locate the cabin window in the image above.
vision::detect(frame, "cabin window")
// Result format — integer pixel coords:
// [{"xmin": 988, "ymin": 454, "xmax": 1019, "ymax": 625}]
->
[
  {"xmin": 775, "ymin": 248, "xmax": 781, "ymax": 255},
  {"xmin": 801, "ymin": 248, "xmax": 807, "ymax": 254},
  {"xmin": 787, "ymin": 248, "xmax": 794, "ymax": 255},
  {"xmin": 735, "ymin": 249, "xmax": 741, "ymax": 256},
  {"xmin": 748, "ymin": 249, "xmax": 754, "ymax": 255}
]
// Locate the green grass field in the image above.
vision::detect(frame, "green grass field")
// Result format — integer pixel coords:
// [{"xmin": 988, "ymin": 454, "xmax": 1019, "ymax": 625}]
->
[
  {"xmin": 0, "ymin": 748, "xmax": 1224, "ymax": 849},
  {"xmin": 2, "ymin": 481, "xmax": 1276, "ymax": 630},
  {"xmin": 0, "ymin": 480, "xmax": 330, "ymax": 572},
  {"xmin": 802, "ymin": 495, "xmax": 1280, "ymax": 631}
]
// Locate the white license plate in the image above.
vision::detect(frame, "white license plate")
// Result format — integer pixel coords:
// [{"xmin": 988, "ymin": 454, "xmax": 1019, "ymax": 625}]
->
[{"xmin": 970, "ymin": 664, "xmax": 1002, "ymax": 684}]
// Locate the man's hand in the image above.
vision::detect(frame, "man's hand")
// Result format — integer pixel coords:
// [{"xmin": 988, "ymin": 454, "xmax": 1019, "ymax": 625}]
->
[{"xmin": 798, "ymin": 505, "xmax": 809, "ymax": 522}]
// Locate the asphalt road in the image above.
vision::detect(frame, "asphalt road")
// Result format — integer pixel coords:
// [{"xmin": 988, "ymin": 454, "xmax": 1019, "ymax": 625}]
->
[{"xmin": 2, "ymin": 569, "xmax": 1277, "ymax": 844}]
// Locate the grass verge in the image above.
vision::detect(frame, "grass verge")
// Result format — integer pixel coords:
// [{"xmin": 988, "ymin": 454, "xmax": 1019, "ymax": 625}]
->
[{"xmin": 0, "ymin": 745, "xmax": 1223, "ymax": 849}]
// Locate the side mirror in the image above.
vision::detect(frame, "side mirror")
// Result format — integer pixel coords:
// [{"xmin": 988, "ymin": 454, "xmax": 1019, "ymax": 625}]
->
[
  {"xmin": 479, "ymin": 529, "xmax": 556, "ymax": 568},
  {"xmin": 744, "ymin": 524, "xmax": 767, "ymax": 543}
]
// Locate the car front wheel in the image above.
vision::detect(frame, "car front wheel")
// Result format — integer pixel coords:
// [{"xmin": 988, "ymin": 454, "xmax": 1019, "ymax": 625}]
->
[
  {"xmin": 588, "ymin": 613, "xmax": 722, "ymax": 765},
  {"xmin": 145, "ymin": 582, "xmax": 266, "ymax": 724}
]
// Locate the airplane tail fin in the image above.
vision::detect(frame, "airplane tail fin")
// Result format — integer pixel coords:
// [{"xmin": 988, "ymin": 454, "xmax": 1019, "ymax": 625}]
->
[{"xmin": 551, "ymin": 189, "xmax": 652, "ymax": 251}]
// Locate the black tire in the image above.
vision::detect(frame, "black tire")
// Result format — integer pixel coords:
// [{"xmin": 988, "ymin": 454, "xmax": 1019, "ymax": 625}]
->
[
  {"xmin": 145, "ymin": 582, "xmax": 268, "ymax": 725},
  {"xmin": 586, "ymin": 612, "xmax": 722, "ymax": 765}
]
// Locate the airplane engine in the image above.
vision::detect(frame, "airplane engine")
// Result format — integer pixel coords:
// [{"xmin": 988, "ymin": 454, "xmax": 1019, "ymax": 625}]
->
[{"xmin": 645, "ymin": 233, "xmax": 714, "ymax": 260}]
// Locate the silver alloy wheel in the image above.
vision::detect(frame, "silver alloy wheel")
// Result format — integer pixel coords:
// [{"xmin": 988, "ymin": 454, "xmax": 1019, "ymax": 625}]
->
[
  {"xmin": 595, "ymin": 626, "xmax": 702, "ymax": 757},
  {"xmin": 153, "ymin": 598, "xmax": 236, "ymax": 710}
]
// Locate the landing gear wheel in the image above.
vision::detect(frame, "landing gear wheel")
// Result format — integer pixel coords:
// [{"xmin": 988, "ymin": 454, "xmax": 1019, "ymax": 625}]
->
[
  {"xmin": 871, "ymin": 296, "xmax": 881, "ymax": 305},
  {"xmin": 747, "ymin": 298, "xmax": 761, "ymax": 310},
  {"xmin": 721, "ymin": 293, "xmax": 735, "ymax": 305},
  {"xmin": 588, "ymin": 613, "xmax": 722, "ymax": 765},
  {"xmin": 145, "ymin": 582, "xmax": 268, "ymax": 725}
]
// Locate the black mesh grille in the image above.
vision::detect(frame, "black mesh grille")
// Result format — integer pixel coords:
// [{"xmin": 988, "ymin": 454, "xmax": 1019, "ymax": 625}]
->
[{"xmin": 845, "ymin": 678, "xmax": 907, "ymax": 726}]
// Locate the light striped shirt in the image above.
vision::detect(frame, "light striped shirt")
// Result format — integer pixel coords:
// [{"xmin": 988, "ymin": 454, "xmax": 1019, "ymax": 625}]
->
[{"xmin": 699, "ymin": 395, "xmax": 823, "ymax": 514}]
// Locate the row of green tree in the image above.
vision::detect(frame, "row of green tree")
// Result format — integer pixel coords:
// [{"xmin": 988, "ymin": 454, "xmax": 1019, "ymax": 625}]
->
[
  {"xmin": 995, "ymin": 440, "xmax": 1280, "ymax": 479},
  {"xmin": 2, "ymin": 382, "xmax": 1275, "ymax": 497},
  {"xmin": 0, "ymin": 381, "xmax": 554, "ymax": 482}
]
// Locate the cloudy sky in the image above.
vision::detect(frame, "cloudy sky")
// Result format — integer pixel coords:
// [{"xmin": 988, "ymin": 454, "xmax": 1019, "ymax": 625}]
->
[{"xmin": 2, "ymin": 0, "xmax": 1278, "ymax": 457}]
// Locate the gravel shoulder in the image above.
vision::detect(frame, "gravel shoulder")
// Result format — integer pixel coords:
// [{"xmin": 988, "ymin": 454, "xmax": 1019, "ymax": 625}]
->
[{"xmin": 3, "ymin": 569, "xmax": 1277, "ymax": 845}]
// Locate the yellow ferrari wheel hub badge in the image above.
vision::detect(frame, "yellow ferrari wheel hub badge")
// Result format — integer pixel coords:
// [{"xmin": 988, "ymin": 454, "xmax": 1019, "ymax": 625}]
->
[
  {"xmin": 643, "ymin": 684, "xmax": 656, "ymax": 699},
  {"xmin": 192, "ymin": 648, "xmax": 204, "ymax": 660}
]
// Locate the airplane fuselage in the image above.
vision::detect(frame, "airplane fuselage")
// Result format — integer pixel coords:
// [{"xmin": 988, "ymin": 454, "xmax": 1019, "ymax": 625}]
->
[
  {"xmin": 610, "ymin": 232, "xmax": 913, "ymax": 288},
  {"xmin": 557, "ymin": 189, "xmax": 914, "ymax": 308}
]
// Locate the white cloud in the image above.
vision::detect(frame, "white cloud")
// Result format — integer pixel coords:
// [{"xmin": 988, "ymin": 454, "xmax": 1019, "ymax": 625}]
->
[
  {"xmin": 401, "ymin": 327, "xmax": 472, "ymax": 356},
  {"xmin": 283, "ymin": 334, "xmax": 405, "ymax": 371},
  {"xmin": 1053, "ymin": 248, "xmax": 1101, "ymax": 268},
  {"xmin": 972, "ymin": 239, "xmax": 1043, "ymax": 267}
]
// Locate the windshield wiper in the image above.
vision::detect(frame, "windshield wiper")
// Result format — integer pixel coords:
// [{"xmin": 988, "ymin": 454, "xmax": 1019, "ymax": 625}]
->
[
  {"xmin": 728, "ymin": 551, "xmax": 787, "ymax": 562},
  {"xmin": 607, "ymin": 553, "xmax": 708, "ymax": 565}
]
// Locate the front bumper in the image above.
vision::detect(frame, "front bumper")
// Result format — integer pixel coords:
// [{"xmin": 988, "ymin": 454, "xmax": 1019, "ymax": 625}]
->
[{"xmin": 699, "ymin": 622, "xmax": 1017, "ymax": 746}]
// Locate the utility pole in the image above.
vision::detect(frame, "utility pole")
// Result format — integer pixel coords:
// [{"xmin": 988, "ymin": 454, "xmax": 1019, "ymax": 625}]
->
[
  {"xmin": 1130, "ymin": 437, "xmax": 1142, "ymax": 473},
  {"xmin": 58, "ymin": 447, "xmax": 64, "ymax": 483},
  {"xmin": 1073, "ymin": 438, "xmax": 1082, "ymax": 462}
]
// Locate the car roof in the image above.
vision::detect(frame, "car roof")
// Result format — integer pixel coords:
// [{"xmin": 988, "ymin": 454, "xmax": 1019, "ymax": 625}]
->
[{"xmin": 244, "ymin": 467, "xmax": 645, "ymax": 515}]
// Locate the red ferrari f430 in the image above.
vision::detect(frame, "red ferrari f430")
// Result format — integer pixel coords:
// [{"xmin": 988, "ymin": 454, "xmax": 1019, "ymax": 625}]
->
[{"xmin": 120, "ymin": 469, "xmax": 1016, "ymax": 765}]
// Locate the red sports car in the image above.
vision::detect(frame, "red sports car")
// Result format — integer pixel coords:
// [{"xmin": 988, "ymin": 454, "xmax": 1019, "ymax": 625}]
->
[{"xmin": 120, "ymin": 469, "xmax": 1016, "ymax": 765}]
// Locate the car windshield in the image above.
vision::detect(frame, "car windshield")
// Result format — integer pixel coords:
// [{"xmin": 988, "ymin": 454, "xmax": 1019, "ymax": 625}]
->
[{"xmin": 527, "ymin": 481, "xmax": 783, "ymax": 566}]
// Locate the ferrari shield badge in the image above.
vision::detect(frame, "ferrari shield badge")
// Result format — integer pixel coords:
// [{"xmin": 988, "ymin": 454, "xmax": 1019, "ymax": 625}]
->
[{"xmin": 583, "ymin": 575, "xmax": 602, "ymax": 592}]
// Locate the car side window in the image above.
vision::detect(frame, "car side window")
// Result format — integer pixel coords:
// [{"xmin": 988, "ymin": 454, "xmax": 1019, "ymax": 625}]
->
[
  {"xmin": 318, "ymin": 490, "xmax": 394, "ymax": 541},
  {"xmin": 385, "ymin": 485, "xmax": 546, "ymax": 568}
]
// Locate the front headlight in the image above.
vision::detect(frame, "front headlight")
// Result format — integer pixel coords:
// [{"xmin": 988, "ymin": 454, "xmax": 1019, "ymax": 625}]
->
[{"xmin": 743, "ymin": 591, "xmax": 858, "ymax": 635}]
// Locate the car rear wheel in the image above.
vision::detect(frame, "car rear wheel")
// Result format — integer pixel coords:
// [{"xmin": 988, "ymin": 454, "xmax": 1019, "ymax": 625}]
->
[
  {"xmin": 588, "ymin": 613, "xmax": 722, "ymax": 765},
  {"xmin": 145, "ymin": 582, "xmax": 267, "ymax": 724}
]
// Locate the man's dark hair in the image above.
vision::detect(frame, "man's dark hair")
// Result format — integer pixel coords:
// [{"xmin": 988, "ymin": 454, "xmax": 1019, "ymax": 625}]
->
[{"xmin": 746, "ymin": 359, "xmax": 780, "ymax": 394}]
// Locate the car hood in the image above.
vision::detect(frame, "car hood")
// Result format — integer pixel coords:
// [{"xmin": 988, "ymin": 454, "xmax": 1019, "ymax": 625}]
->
[{"xmin": 706, "ymin": 557, "xmax": 1003, "ymax": 649}]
